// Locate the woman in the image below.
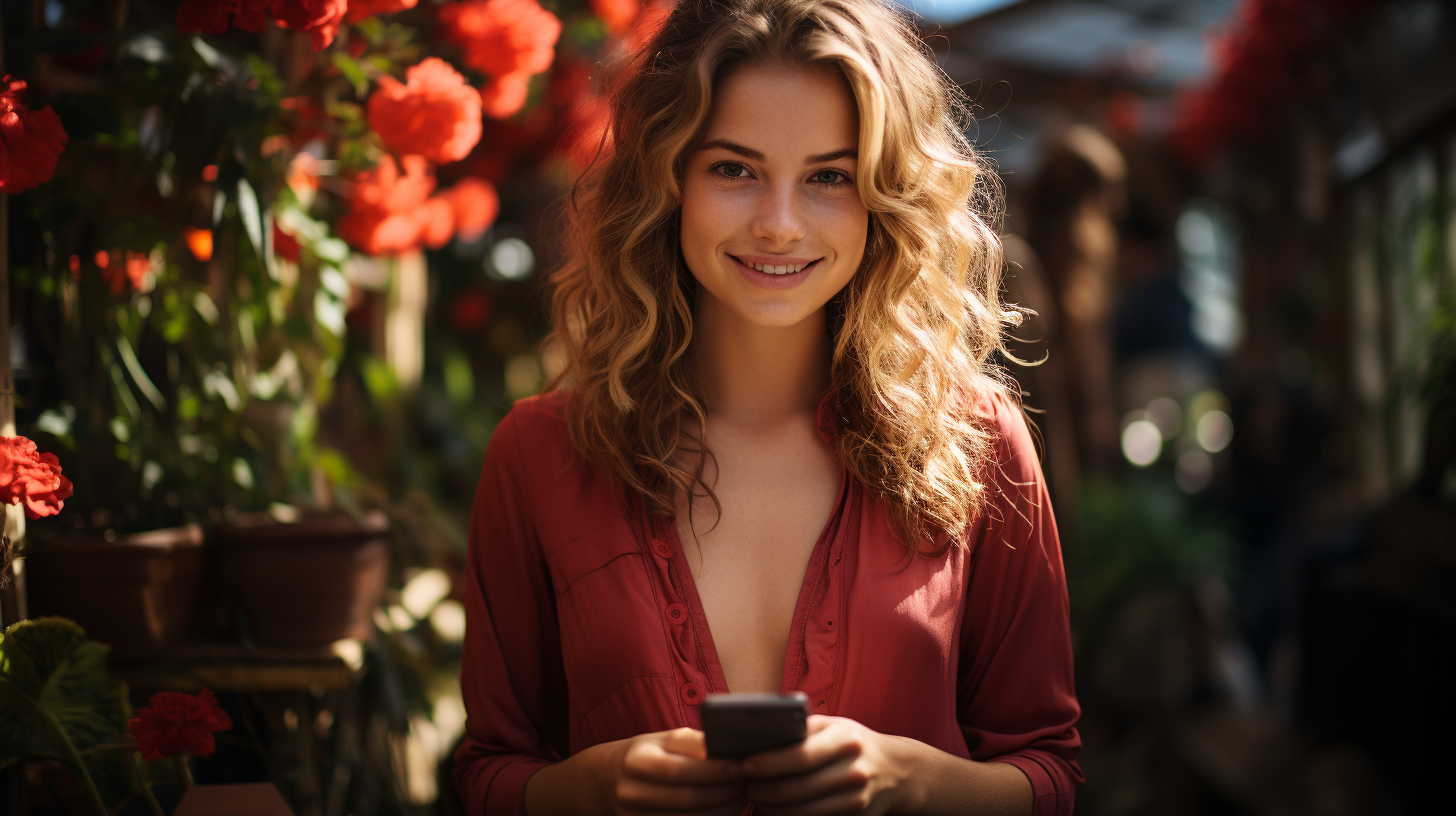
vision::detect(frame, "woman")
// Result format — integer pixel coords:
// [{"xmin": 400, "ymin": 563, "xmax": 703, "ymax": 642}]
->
[{"xmin": 452, "ymin": 1, "xmax": 1081, "ymax": 814}]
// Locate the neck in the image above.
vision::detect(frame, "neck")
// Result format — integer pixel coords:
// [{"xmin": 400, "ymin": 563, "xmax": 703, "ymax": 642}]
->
[{"xmin": 691, "ymin": 296, "xmax": 831, "ymax": 429}]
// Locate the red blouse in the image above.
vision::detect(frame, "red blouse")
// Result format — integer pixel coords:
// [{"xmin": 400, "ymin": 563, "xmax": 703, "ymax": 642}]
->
[{"xmin": 453, "ymin": 390, "xmax": 1082, "ymax": 815}]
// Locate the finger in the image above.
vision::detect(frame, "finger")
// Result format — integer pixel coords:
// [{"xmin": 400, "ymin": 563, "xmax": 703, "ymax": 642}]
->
[
  {"xmin": 614, "ymin": 777, "xmax": 744, "ymax": 812},
  {"xmin": 660, "ymin": 727, "xmax": 708, "ymax": 759},
  {"xmin": 745, "ymin": 756, "xmax": 858, "ymax": 806},
  {"xmin": 624, "ymin": 741, "xmax": 742, "ymax": 786},
  {"xmin": 742, "ymin": 722, "xmax": 860, "ymax": 779},
  {"xmin": 760, "ymin": 788, "xmax": 870, "ymax": 816}
]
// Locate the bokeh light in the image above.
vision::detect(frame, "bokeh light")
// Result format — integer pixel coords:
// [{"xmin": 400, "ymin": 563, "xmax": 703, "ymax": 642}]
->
[
  {"xmin": 1196, "ymin": 410, "xmax": 1234, "ymax": 453},
  {"xmin": 1176, "ymin": 449, "xmax": 1213, "ymax": 493},
  {"xmin": 1121, "ymin": 418, "xmax": 1163, "ymax": 466}
]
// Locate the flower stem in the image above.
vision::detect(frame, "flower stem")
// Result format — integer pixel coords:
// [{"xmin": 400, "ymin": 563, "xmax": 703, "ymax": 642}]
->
[
  {"xmin": 173, "ymin": 752, "xmax": 195, "ymax": 788},
  {"xmin": 126, "ymin": 751, "xmax": 165, "ymax": 816}
]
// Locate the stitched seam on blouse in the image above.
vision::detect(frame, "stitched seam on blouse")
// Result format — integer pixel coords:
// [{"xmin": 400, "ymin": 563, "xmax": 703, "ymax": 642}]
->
[
  {"xmin": 555, "ymin": 551, "xmax": 642, "ymax": 596},
  {"xmin": 576, "ymin": 673, "xmax": 675, "ymax": 725}
]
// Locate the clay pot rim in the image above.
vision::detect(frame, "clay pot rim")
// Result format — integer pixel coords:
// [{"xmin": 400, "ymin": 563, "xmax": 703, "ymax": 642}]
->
[
  {"xmin": 214, "ymin": 509, "xmax": 389, "ymax": 545},
  {"xmin": 25, "ymin": 523, "xmax": 205, "ymax": 552}
]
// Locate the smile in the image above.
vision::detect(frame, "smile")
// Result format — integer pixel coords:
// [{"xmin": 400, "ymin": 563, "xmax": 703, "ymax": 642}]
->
[{"xmin": 729, "ymin": 255, "xmax": 820, "ymax": 276}]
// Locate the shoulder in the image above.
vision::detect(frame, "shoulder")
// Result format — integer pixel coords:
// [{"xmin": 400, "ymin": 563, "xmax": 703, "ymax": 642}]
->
[
  {"xmin": 495, "ymin": 389, "xmax": 572, "ymax": 449},
  {"xmin": 485, "ymin": 389, "xmax": 627, "ymax": 527},
  {"xmin": 974, "ymin": 387, "xmax": 1045, "ymax": 510}
]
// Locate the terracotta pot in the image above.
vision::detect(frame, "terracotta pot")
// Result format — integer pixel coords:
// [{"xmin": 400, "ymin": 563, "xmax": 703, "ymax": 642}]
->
[
  {"xmin": 215, "ymin": 512, "xmax": 389, "ymax": 647},
  {"xmin": 23, "ymin": 524, "xmax": 205, "ymax": 658},
  {"xmin": 172, "ymin": 782, "xmax": 296, "ymax": 816}
]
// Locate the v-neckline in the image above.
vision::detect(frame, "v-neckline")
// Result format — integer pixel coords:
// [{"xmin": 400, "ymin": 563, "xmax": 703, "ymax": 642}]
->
[{"xmin": 659, "ymin": 465, "xmax": 852, "ymax": 696}]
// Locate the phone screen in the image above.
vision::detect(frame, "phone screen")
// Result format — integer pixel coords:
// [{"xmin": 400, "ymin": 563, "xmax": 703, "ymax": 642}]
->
[{"xmin": 700, "ymin": 692, "xmax": 809, "ymax": 759}]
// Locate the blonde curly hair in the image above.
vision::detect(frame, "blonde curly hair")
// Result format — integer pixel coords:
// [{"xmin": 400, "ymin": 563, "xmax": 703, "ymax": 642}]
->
[{"xmin": 545, "ymin": 0, "xmax": 1021, "ymax": 554}]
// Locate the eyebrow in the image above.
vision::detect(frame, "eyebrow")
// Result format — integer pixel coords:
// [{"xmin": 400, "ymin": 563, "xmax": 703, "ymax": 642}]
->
[{"xmin": 698, "ymin": 139, "xmax": 857, "ymax": 165}]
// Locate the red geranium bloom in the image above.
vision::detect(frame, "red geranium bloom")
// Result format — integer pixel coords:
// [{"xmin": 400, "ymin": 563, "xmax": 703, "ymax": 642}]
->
[
  {"xmin": 440, "ymin": 177, "xmax": 499, "ymax": 242},
  {"xmin": 0, "ymin": 76, "xmax": 68, "ymax": 194},
  {"xmin": 176, "ymin": 0, "xmax": 343, "ymax": 51},
  {"xmin": 346, "ymin": 0, "xmax": 419, "ymax": 23},
  {"xmin": 449, "ymin": 289, "xmax": 493, "ymax": 332},
  {"xmin": 438, "ymin": 0, "xmax": 562, "ymax": 118},
  {"xmin": 479, "ymin": 72, "xmax": 532, "ymax": 119},
  {"xmin": 368, "ymin": 58, "xmax": 483, "ymax": 164},
  {"xmin": 412, "ymin": 197, "xmax": 458, "ymax": 249},
  {"xmin": 590, "ymin": 0, "xmax": 639, "ymax": 34},
  {"xmin": 625, "ymin": 1, "xmax": 672, "ymax": 53},
  {"xmin": 129, "ymin": 690, "xmax": 233, "ymax": 762},
  {"xmin": 0, "ymin": 436, "xmax": 74, "ymax": 520},
  {"xmin": 337, "ymin": 155, "xmax": 438, "ymax": 256},
  {"xmin": 271, "ymin": 0, "xmax": 348, "ymax": 51},
  {"xmin": 273, "ymin": 223, "xmax": 302, "ymax": 262},
  {"xmin": 183, "ymin": 228, "xmax": 214, "ymax": 262},
  {"xmin": 175, "ymin": 0, "xmax": 233, "ymax": 34},
  {"xmin": 124, "ymin": 251, "xmax": 151, "ymax": 290}
]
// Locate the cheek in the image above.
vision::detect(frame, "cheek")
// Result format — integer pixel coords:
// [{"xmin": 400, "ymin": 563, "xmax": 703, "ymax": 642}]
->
[
  {"xmin": 679, "ymin": 179, "xmax": 725, "ymax": 259},
  {"xmin": 815, "ymin": 198, "xmax": 869, "ymax": 270}
]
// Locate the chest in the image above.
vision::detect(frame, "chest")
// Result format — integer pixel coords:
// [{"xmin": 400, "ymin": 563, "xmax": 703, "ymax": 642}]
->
[{"xmin": 674, "ymin": 423, "xmax": 844, "ymax": 693}]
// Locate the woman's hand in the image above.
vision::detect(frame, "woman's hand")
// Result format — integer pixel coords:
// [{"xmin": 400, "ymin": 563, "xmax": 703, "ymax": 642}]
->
[
  {"xmin": 740, "ymin": 715, "xmax": 920, "ymax": 816},
  {"xmin": 527, "ymin": 727, "xmax": 746, "ymax": 816}
]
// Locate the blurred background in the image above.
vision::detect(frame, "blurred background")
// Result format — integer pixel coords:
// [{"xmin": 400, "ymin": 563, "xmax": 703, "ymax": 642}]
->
[{"xmin": 0, "ymin": 1, "xmax": 1452, "ymax": 814}]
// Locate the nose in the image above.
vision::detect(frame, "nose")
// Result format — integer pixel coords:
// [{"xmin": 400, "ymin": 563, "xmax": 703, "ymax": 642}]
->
[{"xmin": 750, "ymin": 182, "xmax": 806, "ymax": 248}]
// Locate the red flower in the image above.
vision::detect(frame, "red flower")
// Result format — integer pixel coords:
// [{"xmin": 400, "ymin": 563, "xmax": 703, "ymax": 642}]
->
[
  {"xmin": 590, "ymin": 0, "xmax": 639, "ymax": 34},
  {"xmin": 438, "ymin": 0, "xmax": 562, "ymax": 118},
  {"xmin": 337, "ymin": 155, "xmax": 438, "ymax": 255},
  {"xmin": 1, "ymin": 76, "xmax": 68, "ymax": 194},
  {"xmin": 129, "ymin": 690, "xmax": 233, "ymax": 762},
  {"xmin": 479, "ymin": 72, "xmax": 532, "ymax": 119},
  {"xmin": 449, "ymin": 289, "xmax": 493, "ymax": 332},
  {"xmin": 368, "ymin": 58, "xmax": 483, "ymax": 164},
  {"xmin": 439, "ymin": 177, "xmax": 499, "ymax": 242},
  {"xmin": 271, "ymin": 0, "xmax": 348, "ymax": 51},
  {"xmin": 176, "ymin": 0, "xmax": 343, "ymax": 51},
  {"xmin": 0, "ymin": 436, "xmax": 74, "ymax": 520},
  {"xmin": 184, "ymin": 228, "xmax": 214, "ymax": 262},
  {"xmin": 624, "ymin": 1, "xmax": 672, "ymax": 53},
  {"xmin": 273, "ymin": 223, "xmax": 302, "ymax": 261},
  {"xmin": 175, "ymin": 0, "xmax": 233, "ymax": 34},
  {"xmin": 125, "ymin": 251, "xmax": 151, "ymax": 290},
  {"xmin": 346, "ymin": 0, "xmax": 419, "ymax": 22},
  {"xmin": 559, "ymin": 95, "xmax": 611, "ymax": 172}
]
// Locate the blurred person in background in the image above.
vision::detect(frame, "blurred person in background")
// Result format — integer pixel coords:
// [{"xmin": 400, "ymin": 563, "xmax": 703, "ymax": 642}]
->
[
  {"xmin": 1025, "ymin": 124, "xmax": 1126, "ymax": 479},
  {"xmin": 451, "ymin": 1, "xmax": 1082, "ymax": 814}
]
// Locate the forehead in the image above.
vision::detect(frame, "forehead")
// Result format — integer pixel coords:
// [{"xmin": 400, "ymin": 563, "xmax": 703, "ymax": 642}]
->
[{"xmin": 700, "ymin": 63, "xmax": 859, "ymax": 157}]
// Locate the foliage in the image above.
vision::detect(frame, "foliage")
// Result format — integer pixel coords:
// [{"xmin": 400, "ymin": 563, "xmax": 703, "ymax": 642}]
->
[
  {"xmin": 0, "ymin": 617, "xmax": 133, "ymax": 811},
  {"xmin": 1069, "ymin": 477, "xmax": 1236, "ymax": 648}
]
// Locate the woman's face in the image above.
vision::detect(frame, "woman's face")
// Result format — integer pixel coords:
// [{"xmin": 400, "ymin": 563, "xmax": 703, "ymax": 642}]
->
[{"xmin": 679, "ymin": 63, "xmax": 868, "ymax": 330}]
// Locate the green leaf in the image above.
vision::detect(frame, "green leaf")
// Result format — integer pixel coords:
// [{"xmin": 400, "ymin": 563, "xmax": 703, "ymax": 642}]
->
[
  {"xmin": 236, "ymin": 178, "xmax": 264, "ymax": 261},
  {"xmin": 331, "ymin": 52, "xmax": 370, "ymax": 98},
  {"xmin": 0, "ymin": 618, "xmax": 133, "ymax": 809}
]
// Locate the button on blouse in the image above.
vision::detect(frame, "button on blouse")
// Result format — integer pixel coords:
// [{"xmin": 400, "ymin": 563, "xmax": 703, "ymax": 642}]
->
[{"xmin": 453, "ymin": 390, "xmax": 1083, "ymax": 816}]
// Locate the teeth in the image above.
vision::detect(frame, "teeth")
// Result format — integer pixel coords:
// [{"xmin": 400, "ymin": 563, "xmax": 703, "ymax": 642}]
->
[{"xmin": 747, "ymin": 260, "xmax": 808, "ymax": 275}]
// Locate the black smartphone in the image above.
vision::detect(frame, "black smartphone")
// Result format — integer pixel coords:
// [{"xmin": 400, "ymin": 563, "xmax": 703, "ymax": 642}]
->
[{"xmin": 701, "ymin": 692, "xmax": 810, "ymax": 759}]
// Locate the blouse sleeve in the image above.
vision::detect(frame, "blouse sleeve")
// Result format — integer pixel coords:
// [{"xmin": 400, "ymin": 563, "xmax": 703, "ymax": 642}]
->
[
  {"xmin": 452, "ymin": 408, "xmax": 569, "ymax": 816},
  {"xmin": 957, "ymin": 397, "xmax": 1083, "ymax": 816}
]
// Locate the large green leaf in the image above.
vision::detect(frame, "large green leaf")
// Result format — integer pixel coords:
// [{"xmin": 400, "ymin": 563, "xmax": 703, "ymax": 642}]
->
[{"xmin": 0, "ymin": 617, "xmax": 134, "ymax": 808}]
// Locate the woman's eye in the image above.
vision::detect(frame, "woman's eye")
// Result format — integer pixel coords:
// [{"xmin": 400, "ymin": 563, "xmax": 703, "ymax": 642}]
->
[
  {"xmin": 812, "ymin": 169, "xmax": 851, "ymax": 186},
  {"xmin": 714, "ymin": 162, "xmax": 750, "ymax": 179}
]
